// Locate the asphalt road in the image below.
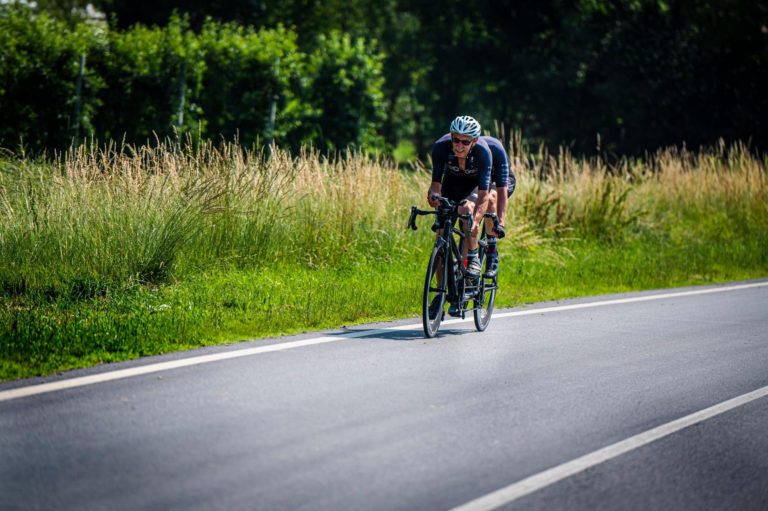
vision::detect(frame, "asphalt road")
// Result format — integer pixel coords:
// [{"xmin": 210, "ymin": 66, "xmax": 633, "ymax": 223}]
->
[{"xmin": 1, "ymin": 280, "xmax": 767, "ymax": 511}]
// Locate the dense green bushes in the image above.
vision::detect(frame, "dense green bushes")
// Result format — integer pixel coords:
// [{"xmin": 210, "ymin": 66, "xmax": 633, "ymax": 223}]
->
[
  {"xmin": 0, "ymin": 7, "xmax": 99, "ymax": 150},
  {"xmin": 3, "ymin": 2, "xmax": 766, "ymax": 157},
  {"xmin": 3, "ymin": 2, "xmax": 768, "ymax": 157},
  {"xmin": 0, "ymin": 5, "xmax": 386, "ymax": 153}
]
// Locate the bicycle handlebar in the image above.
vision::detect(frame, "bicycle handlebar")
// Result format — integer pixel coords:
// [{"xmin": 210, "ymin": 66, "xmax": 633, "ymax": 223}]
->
[
  {"xmin": 408, "ymin": 197, "xmax": 472, "ymax": 232},
  {"xmin": 407, "ymin": 206, "xmax": 423, "ymax": 230}
]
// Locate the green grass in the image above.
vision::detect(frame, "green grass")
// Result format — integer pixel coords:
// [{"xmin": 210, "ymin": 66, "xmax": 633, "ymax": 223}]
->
[{"xmin": 1, "ymin": 138, "xmax": 766, "ymax": 380}]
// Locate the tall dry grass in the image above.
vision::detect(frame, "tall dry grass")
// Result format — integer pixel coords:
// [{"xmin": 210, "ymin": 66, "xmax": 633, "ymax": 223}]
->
[
  {"xmin": 505, "ymin": 135, "xmax": 767, "ymax": 248},
  {"xmin": 0, "ymin": 137, "xmax": 765, "ymax": 300},
  {"xmin": 0, "ymin": 140, "xmax": 420, "ymax": 298}
]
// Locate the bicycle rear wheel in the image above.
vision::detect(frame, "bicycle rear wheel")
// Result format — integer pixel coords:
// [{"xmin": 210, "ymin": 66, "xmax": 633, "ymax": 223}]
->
[
  {"xmin": 473, "ymin": 260, "xmax": 497, "ymax": 331},
  {"xmin": 423, "ymin": 245, "xmax": 448, "ymax": 338}
]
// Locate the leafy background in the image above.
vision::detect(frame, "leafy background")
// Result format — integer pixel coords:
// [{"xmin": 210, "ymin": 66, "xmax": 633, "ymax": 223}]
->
[{"xmin": 1, "ymin": 0, "xmax": 766, "ymax": 156}]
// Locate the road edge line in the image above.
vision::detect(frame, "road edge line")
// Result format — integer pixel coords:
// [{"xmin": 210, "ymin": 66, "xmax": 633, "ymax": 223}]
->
[
  {"xmin": 2, "ymin": 281, "xmax": 766, "ymax": 402},
  {"xmin": 449, "ymin": 384, "xmax": 768, "ymax": 511}
]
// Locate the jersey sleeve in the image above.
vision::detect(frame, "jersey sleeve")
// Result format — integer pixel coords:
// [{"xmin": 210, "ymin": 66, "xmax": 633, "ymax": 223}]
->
[
  {"xmin": 431, "ymin": 141, "xmax": 448, "ymax": 183},
  {"xmin": 476, "ymin": 142, "xmax": 492, "ymax": 191},
  {"xmin": 493, "ymin": 145, "xmax": 510, "ymax": 188}
]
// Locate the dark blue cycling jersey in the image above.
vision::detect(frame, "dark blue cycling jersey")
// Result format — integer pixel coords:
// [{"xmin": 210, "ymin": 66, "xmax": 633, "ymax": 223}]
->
[
  {"xmin": 481, "ymin": 136, "xmax": 516, "ymax": 196},
  {"xmin": 481, "ymin": 136, "xmax": 512, "ymax": 191},
  {"xmin": 431, "ymin": 134, "xmax": 492, "ymax": 201}
]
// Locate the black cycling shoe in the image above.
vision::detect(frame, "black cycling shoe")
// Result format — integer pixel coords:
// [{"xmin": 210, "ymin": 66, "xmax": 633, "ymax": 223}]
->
[
  {"xmin": 448, "ymin": 302, "xmax": 462, "ymax": 317},
  {"xmin": 485, "ymin": 252, "xmax": 499, "ymax": 277}
]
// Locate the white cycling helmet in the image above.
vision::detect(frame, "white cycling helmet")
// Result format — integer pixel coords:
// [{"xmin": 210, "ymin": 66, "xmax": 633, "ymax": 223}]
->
[{"xmin": 450, "ymin": 115, "xmax": 481, "ymax": 138}]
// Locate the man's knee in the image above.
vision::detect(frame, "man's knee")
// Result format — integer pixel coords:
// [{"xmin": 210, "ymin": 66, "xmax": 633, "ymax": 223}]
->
[
  {"xmin": 458, "ymin": 200, "xmax": 475, "ymax": 215},
  {"xmin": 488, "ymin": 189, "xmax": 498, "ymax": 212}
]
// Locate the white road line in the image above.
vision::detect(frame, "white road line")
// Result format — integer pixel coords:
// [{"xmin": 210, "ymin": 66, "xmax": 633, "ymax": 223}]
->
[
  {"xmin": 450, "ymin": 384, "xmax": 768, "ymax": 511},
  {"xmin": 1, "ymin": 281, "xmax": 766, "ymax": 403},
  {"xmin": 490, "ymin": 281, "xmax": 768, "ymax": 321}
]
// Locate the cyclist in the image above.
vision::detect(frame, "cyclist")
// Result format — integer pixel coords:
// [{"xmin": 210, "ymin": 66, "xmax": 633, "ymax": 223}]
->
[
  {"xmin": 427, "ymin": 115, "xmax": 492, "ymax": 277},
  {"xmin": 479, "ymin": 135, "xmax": 516, "ymax": 276},
  {"xmin": 432, "ymin": 133, "xmax": 515, "ymax": 276},
  {"xmin": 427, "ymin": 116, "xmax": 492, "ymax": 317}
]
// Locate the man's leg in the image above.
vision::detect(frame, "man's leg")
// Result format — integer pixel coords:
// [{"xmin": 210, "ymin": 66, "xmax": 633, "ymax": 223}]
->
[
  {"xmin": 448, "ymin": 194, "xmax": 480, "ymax": 316},
  {"xmin": 485, "ymin": 189, "xmax": 500, "ymax": 276},
  {"xmin": 458, "ymin": 198, "xmax": 482, "ymax": 278},
  {"xmin": 457, "ymin": 190, "xmax": 478, "ymax": 259}
]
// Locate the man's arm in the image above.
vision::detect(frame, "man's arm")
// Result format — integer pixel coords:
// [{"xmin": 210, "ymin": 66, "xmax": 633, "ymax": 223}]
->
[
  {"xmin": 472, "ymin": 189, "xmax": 490, "ymax": 237},
  {"xmin": 427, "ymin": 181, "xmax": 442, "ymax": 207},
  {"xmin": 473, "ymin": 141, "xmax": 493, "ymax": 230},
  {"xmin": 495, "ymin": 185, "xmax": 508, "ymax": 226},
  {"xmin": 428, "ymin": 140, "xmax": 448, "ymax": 206}
]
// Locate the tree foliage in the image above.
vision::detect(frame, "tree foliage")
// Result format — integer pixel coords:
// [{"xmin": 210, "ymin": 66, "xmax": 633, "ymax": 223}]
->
[
  {"xmin": 0, "ymin": 7, "xmax": 101, "ymax": 150},
  {"xmin": 2, "ymin": 0, "xmax": 766, "ymax": 155},
  {"xmin": 300, "ymin": 32, "xmax": 386, "ymax": 152},
  {"xmin": 0, "ymin": 4, "xmax": 386, "ymax": 153}
]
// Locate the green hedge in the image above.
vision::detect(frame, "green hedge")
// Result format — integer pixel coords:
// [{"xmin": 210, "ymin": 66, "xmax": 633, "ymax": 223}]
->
[
  {"xmin": 0, "ymin": 5, "xmax": 386, "ymax": 153},
  {"xmin": 0, "ymin": 7, "xmax": 102, "ymax": 150}
]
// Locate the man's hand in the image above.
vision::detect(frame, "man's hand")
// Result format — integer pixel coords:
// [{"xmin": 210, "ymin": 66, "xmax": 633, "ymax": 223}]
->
[{"xmin": 427, "ymin": 182, "xmax": 442, "ymax": 207}]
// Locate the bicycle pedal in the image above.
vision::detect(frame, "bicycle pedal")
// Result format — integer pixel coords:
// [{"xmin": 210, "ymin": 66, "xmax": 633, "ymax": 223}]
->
[{"xmin": 447, "ymin": 302, "xmax": 464, "ymax": 317}]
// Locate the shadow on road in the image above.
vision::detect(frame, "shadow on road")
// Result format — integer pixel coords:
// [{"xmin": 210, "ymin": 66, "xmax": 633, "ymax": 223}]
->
[{"xmin": 332, "ymin": 327, "xmax": 471, "ymax": 342}]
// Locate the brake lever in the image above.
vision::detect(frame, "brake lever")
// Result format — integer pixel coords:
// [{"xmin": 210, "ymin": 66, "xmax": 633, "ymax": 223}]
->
[{"xmin": 408, "ymin": 206, "xmax": 418, "ymax": 230}]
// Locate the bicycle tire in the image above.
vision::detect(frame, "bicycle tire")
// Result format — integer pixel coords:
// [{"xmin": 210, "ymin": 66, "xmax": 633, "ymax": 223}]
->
[
  {"xmin": 423, "ymin": 245, "xmax": 448, "ymax": 338},
  {"xmin": 473, "ymin": 255, "xmax": 497, "ymax": 331}
]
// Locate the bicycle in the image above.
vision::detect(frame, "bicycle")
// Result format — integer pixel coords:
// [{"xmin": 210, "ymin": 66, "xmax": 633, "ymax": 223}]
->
[{"xmin": 408, "ymin": 196, "xmax": 503, "ymax": 338}]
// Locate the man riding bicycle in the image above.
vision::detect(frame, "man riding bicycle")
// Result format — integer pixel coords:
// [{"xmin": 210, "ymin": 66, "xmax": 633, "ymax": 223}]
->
[
  {"xmin": 479, "ymin": 135, "xmax": 515, "ymax": 276},
  {"xmin": 431, "ymin": 132, "xmax": 514, "ymax": 276},
  {"xmin": 427, "ymin": 115, "xmax": 492, "ymax": 278}
]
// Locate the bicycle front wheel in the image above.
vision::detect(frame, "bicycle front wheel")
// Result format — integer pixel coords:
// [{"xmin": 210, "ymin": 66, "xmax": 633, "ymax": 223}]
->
[
  {"xmin": 473, "ymin": 266, "xmax": 497, "ymax": 331},
  {"xmin": 423, "ymin": 245, "xmax": 448, "ymax": 338}
]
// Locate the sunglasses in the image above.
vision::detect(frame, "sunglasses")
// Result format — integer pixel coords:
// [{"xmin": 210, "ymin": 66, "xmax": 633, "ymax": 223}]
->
[{"xmin": 451, "ymin": 137, "xmax": 473, "ymax": 146}]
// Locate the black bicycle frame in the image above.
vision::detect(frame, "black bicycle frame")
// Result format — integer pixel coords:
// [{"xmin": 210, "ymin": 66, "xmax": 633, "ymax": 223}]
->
[{"xmin": 409, "ymin": 197, "xmax": 479, "ymax": 310}]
